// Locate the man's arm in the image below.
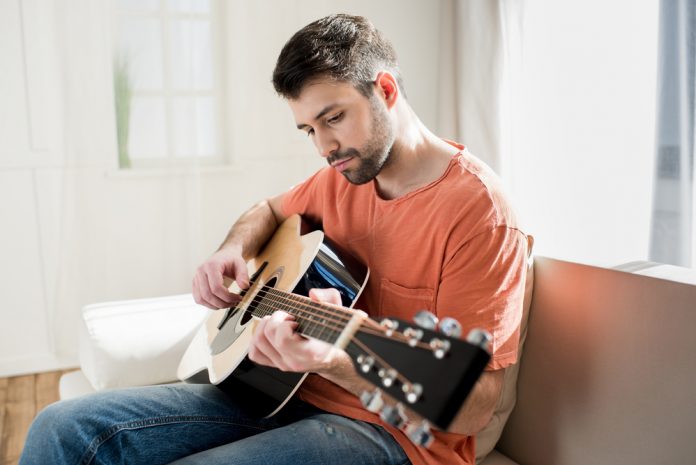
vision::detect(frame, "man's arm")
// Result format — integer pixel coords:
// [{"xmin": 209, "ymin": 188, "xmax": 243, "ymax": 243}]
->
[
  {"xmin": 248, "ymin": 287, "xmax": 504, "ymax": 436},
  {"xmin": 192, "ymin": 194, "xmax": 286, "ymax": 309}
]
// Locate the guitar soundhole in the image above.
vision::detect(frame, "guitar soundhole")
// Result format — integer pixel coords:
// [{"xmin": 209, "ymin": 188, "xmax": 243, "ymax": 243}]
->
[{"xmin": 240, "ymin": 276, "xmax": 278, "ymax": 325}]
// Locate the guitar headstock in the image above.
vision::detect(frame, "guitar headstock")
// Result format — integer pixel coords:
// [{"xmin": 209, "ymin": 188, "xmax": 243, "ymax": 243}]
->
[{"xmin": 346, "ymin": 311, "xmax": 491, "ymax": 446}]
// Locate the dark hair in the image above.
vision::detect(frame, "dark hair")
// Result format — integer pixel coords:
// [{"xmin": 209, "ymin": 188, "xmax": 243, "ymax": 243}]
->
[{"xmin": 272, "ymin": 14, "xmax": 405, "ymax": 99}]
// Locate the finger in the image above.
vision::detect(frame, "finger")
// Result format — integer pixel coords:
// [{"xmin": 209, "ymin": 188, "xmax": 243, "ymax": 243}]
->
[
  {"xmin": 192, "ymin": 274, "xmax": 202, "ymax": 305},
  {"xmin": 268, "ymin": 312, "xmax": 300, "ymax": 350},
  {"xmin": 267, "ymin": 311, "xmax": 298, "ymax": 344},
  {"xmin": 230, "ymin": 257, "xmax": 250, "ymax": 290},
  {"xmin": 252, "ymin": 316, "xmax": 288, "ymax": 370},
  {"xmin": 247, "ymin": 346, "xmax": 275, "ymax": 368},
  {"xmin": 248, "ymin": 320, "xmax": 281, "ymax": 368},
  {"xmin": 199, "ymin": 274, "xmax": 233, "ymax": 309},
  {"xmin": 205, "ymin": 266, "xmax": 237, "ymax": 305},
  {"xmin": 193, "ymin": 273, "xmax": 219, "ymax": 310},
  {"xmin": 309, "ymin": 288, "xmax": 342, "ymax": 306}
]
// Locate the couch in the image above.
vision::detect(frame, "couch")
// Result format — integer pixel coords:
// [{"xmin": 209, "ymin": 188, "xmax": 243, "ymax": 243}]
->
[{"xmin": 60, "ymin": 257, "xmax": 696, "ymax": 464}]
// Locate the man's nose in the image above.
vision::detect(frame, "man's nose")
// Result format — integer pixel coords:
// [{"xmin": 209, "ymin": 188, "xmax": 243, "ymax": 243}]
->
[{"xmin": 315, "ymin": 131, "xmax": 338, "ymax": 158}]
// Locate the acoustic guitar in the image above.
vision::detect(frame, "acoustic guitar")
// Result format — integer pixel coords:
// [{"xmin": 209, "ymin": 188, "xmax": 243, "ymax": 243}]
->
[{"xmin": 178, "ymin": 214, "xmax": 491, "ymax": 447}]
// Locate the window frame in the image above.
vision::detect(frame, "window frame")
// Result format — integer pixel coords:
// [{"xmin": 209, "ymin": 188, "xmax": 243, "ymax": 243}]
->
[{"xmin": 113, "ymin": 0, "xmax": 227, "ymax": 169}]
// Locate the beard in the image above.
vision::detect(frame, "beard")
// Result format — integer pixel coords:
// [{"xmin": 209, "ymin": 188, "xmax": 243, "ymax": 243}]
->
[{"xmin": 326, "ymin": 96, "xmax": 395, "ymax": 185}]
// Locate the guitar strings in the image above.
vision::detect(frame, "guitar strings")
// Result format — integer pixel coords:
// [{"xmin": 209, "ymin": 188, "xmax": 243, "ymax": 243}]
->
[
  {"xmin": 252, "ymin": 289, "xmax": 437, "ymax": 355},
  {"xmin": 239, "ymin": 287, "xmax": 421, "ymax": 389},
  {"xmin": 246, "ymin": 286, "xmax": 379, "ymax": 340},
  {"xmin": 231, "ymin": 283, "xmax": 433, "ymax": 351},
  {"xmin": 236, "ymin": 288, "xmax": 420, "ymax": 392},
  {"xmin": 251, "ymin": 285, "xmax": 407, "ymax": 341},
  {"xmin": 251, "ymin": 285, "xmax": 432, "ymax": 350}
]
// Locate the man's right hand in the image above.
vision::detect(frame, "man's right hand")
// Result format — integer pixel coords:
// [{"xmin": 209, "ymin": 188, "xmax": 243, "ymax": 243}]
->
[{"xmin": 192, "ymin": 247, "xmax": 250, "ymax": 309}]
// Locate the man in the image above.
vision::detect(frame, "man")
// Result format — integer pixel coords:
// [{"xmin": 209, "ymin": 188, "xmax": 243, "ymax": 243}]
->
[{"xmin": 21, "ymin": 14, "xmax": 527, "ymax": 465}]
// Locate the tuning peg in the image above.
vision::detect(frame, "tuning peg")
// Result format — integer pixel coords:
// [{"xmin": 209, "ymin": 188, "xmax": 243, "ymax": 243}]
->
[
  {"xmin": 429, "ymin": 338, "xmax": 451, "ymax": 359},
  {"xmin": 466, "ymin": 328, "xmax": 492, "ymax": 351},
  {"xmin": 380, "ymin": 318, "xmax": 399, "ymax": 336},
  {"xmin": 360, "ymin": 388, "xmax": 384, "ymax": 413},
  {"xmin": 438, "ymin": 317, "xmax": 462, "ymax": 338},
  {"xmin": 378, "ymin": 367, "xmax": 398, "ymax": 387},
  {"xmin": 356, "ymin": 354, "xmax": 375, "ymax": 373},
  {"xmin": 406, "ymin": 420, "xmax": 434, "ymax": 448},
  {"xmin": 413, "ymin": 310, "xmax": 438, "ymax": 330},
  {"xmin": 403, "ymin": 327, "xmax": 424, "ymax": 347},
  {"xmin": 380, "ymin": 403, "xmax": 407, "ymax": 429},
  {"xmin": 401, "ymin": 382, "xmax": 423, "ymax": 404}
]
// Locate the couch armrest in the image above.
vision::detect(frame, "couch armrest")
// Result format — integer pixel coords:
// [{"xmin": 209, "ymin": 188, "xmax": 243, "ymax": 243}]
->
[{"xmin": 614, "ymin": 260, "xmax": 696, "ymax": 285}]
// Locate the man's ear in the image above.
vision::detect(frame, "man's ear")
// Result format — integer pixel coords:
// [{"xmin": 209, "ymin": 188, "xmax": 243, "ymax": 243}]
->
[{"xmin": 374, "ymin": 71, "xmax": 399, "ymax": 109}]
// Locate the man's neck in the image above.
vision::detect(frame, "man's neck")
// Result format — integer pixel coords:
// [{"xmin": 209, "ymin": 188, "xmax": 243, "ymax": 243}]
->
[{"xmin": 374, "ymin": 103, "xmax": 460, "ymax": 200}]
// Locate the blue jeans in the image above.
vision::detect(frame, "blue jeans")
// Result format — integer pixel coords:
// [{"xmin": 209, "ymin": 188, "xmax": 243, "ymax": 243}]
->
[{"xmin": 19, "ymin": 383, "xmax": 410, "ymax": 465}]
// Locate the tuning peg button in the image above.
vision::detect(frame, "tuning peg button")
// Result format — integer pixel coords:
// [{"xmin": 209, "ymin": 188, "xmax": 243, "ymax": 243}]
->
[
  {"xmin": 380, "ymin": 403, "xmax": 407, "ymax": 429},
  {"xmin": 414, "ymin": 310, "xmax": 438, "ymax": 330},
  {"xmin": 356, "ymin": 354, "xmax": 375, "ymax": 373},
  {"xmin": 429, "ymin": 338, "xmax": 451, "ymax": 359},
  {"xmin": 360, "ymin": 389, "xmax": 384, "ymax": 413},
  {"xmin": 402, "ymin": 382, "xmax": 423, "ymax": 404},
  {"xmin": 438, "ymin": 317, "xmax": 462, "ymax": 338},
  {"xmin": 406, "ymin": 420, "xmax": 434, "ymax": 448},
  {"xmin": 378, "ymin": 368, "xmax": 398, "ymax": 387},
  {"xmin": 466, "ymin": 328, "xmax": 492, "ymax": 352},
  {"xmin": 380, "ymin": 318, "xmax": 399, "ymax": 336},
  {"xmin": 403, "ymin": 327, "xmax": 424, "ymax": 347}
]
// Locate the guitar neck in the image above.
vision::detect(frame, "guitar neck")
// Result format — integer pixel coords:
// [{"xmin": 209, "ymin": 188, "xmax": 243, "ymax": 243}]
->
[{"xmin": 250, "ymin": 286, "xmax": 354, "ymax": 344}]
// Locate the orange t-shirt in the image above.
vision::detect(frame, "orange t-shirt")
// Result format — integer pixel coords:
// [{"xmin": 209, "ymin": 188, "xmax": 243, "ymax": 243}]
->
[{"xmin": 280, "ymin": 142, "xmax": 528, "ymax": 465}]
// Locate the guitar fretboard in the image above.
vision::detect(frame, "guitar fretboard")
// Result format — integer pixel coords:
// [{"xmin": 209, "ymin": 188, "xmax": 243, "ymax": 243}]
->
[{"xmin": 251, "ymin": 288, "xmax": 350, "ymax": 344}]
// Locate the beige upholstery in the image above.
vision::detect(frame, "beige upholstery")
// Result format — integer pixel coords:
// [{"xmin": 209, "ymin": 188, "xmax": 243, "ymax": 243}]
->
[
  {"xmin": 485, "ymin": 257, "xmax": 696, "ymax": 465},
  {"xmin": 480, "ymin": 450, "xmax": 520, "ymax": 465}
]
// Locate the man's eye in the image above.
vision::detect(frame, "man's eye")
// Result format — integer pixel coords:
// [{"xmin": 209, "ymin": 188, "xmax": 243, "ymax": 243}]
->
[{"xmin": 328, "ymin": 113, "xmax": 343, "ymax": 124}]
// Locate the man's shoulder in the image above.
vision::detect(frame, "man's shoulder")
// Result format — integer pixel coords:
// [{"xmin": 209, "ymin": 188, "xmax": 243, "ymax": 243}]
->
[{"xmin": 440, "ymin": 150, "xmax": 522, "ymax": 233}]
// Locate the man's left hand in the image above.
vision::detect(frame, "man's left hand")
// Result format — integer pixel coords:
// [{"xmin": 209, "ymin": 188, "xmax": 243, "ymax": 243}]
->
[{"xmin": 247, "ymin": 288, "xmax": 349, "ymax": 374}]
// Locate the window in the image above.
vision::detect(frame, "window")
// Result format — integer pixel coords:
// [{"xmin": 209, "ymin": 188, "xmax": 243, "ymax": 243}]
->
[{"xmin": 113, "ymin": 0, "xmax": 223, "ymax": 168}]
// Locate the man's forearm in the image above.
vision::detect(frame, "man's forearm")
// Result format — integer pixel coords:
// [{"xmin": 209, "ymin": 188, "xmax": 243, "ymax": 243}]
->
[{"xmin": 218, "ymin": 199, "xmax": 282, "ymax": 260}]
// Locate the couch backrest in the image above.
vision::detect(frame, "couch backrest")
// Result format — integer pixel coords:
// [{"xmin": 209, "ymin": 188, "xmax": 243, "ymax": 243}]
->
[{"xmin": 497, "ymin": 257, "xmax": 696, "ymax": 465}]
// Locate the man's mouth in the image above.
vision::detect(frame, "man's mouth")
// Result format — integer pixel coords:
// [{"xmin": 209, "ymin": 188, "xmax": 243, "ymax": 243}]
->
[{"xmin": 331, "ymin": 157, "xmax": 353, "ymax": 172}]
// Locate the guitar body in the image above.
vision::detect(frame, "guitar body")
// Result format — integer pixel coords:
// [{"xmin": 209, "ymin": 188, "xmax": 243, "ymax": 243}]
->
[{"xmin": 177, "ymin": 215, "xmax": 369, "ymax": 417}]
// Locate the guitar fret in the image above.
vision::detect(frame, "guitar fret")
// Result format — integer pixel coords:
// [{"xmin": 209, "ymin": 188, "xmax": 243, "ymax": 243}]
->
[{"xmin": 255, "ymin": 290, "xmax": 347, "ymax": 344}]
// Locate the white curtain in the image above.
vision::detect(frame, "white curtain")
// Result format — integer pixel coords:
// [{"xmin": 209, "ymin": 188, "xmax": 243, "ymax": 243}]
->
[
  {"xmin": 441, "ymin": 0, "xmax": 660, "ymax": 268},
  {"xmin": 438, "ymin": 0, "xmax": 515, "ymax": 174},
  {"xmin": 0, "ymin": 0, "xmax": 211, "ymax": 376},
  {"xmin": 52, "ymin": 0, "xmax": 208, "ymax": 358},
  {"xmin": 650, "ymin": 0, "xmax": 696, "ymax": 268},
  {"xmin": 51, "ymin": 0, "xmax": 208, "ymax": 362}
]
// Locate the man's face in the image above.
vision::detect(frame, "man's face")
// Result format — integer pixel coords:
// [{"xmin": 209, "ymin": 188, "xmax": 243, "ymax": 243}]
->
[{"xmin": 288, "ymin": 79, "xmax": 395, "ymax": 185}]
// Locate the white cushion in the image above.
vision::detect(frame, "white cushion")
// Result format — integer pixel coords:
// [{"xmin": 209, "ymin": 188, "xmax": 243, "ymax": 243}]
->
[
  {"xmin": 59, "ymin": 369, "xmax": 96, "ymax": 400},
  {"xmin": 79, "ymin": 294, "xmax": 209, "ymax": 391}
]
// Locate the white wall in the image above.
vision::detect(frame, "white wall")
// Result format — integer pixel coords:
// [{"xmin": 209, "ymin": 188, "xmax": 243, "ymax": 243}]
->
[
  {"xmin": 505, "ymin": 0, "xmax": 659, "ymax": 267},
  {"xmin": 0, "ymin": 0, "xmax": 445, "ymax": 376}
]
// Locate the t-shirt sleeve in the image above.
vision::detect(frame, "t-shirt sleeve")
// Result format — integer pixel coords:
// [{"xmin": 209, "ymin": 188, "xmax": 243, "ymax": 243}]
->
[
  {"xmin": 436, "ymin": 225, "xmax": 528, "ymax": 370},
  {"xmin": 280, "ymin": 167, "xmax": 330, "ymax": 224}
]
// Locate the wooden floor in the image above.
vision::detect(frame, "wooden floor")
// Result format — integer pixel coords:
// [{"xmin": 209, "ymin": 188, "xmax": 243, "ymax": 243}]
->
[{"xmin": 0, "ymin": 370, "xmax": 69, "ymax": 465}]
